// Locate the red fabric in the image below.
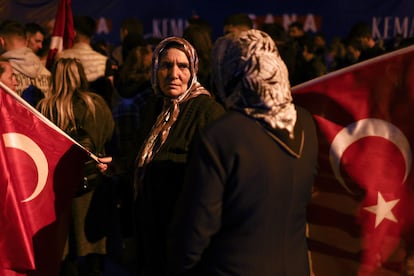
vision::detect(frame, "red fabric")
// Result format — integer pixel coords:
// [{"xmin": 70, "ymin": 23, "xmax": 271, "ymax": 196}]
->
[
  {"xmin": 46, "ymin": 0, "xmax": 74, "ymax": 69},
  {"xmin": 0, "ymin": 87, "xmax": 87, "ymax": 275},
  {"xmin": 292, "ymin": 45, "xmax": 414, "ymax": 275}
]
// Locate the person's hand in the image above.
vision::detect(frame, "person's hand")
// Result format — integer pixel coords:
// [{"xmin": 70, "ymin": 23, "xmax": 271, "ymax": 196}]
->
[{"xmin": 96, "ymin": 156, "xmax": 113, "ymax": 175}]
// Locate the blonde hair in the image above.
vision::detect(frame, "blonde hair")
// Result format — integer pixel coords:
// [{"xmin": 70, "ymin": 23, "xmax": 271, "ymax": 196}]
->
[{"xmin": 38, "ymin": 58, "xmax": 96, "ymax": 133}]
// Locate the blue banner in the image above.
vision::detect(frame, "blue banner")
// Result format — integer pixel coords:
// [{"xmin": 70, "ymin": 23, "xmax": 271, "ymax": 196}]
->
[{"xmin": 2, "ymin": 0, "xmax": 414, "ymax": 46}]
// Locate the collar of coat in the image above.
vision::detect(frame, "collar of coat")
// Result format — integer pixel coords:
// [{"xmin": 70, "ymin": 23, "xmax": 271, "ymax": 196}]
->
[{"xmin": 257, "ymin": 118, "xmax": 304, "ymax": 158}]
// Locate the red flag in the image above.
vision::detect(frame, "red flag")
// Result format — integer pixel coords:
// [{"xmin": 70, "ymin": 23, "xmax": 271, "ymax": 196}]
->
[
  {"xmin": 46, "ymin": 0, "xmax": 75, "ymax": 70},
  {"xmin": 0, "ymin": 84, "xmax": 88, "ymax": 275},
  {"xmin": 292, "ymin": 45, "xmax": 414, "ymax": 275}
]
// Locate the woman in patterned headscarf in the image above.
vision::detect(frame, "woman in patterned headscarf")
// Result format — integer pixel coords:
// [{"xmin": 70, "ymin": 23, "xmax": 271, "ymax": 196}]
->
[
  {"xmin": 134, "ymin": 36, "xmax": 225, "ymax": 275},
  {"xmin": 167, "ymin": 29, "xmax": 319, "ymax": 276}
]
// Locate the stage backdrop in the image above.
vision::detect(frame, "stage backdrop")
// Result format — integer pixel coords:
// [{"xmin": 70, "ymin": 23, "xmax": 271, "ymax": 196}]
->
[{"xmin": 1, "ymin": 0, "xmax": 414, "ymax": 46}]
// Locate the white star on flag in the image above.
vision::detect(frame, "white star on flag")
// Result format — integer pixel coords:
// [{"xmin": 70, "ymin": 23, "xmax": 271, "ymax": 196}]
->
[{"xmin": 364, "ymin": 192, "xmax": 400, "ymax": 228}]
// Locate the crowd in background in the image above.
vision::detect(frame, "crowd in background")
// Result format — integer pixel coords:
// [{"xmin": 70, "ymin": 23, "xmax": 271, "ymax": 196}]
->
[
  {"xmin": 97, "ymin": 13, "xmax": 414, "ymax": 88},
  {"xmin": 2, "ymin": 13, "xmax": 414, "ymax": 105},
  {"xmin": 1, "ymin": 12, "xmax": 414, "ymax": 276}
]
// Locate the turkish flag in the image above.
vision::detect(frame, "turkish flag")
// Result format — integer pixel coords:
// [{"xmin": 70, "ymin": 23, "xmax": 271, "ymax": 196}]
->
[
  {"xmin": 292, "ymin": 45, "xmax": 414, "ymax": 275},
  {"xmin": 0, "ymin": 84, "xmax": 88, "ymax": 275},
  {"xmin": 46, "ymin": 0, "xmax": 75, "ymax": 70}
]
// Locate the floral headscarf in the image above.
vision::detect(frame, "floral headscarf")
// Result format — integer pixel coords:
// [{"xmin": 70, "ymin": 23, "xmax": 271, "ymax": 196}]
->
[
  {"xmin": 211, "ymin": 29, "xmax": 297, "ymax": 137},
  {"xmin": 137, "ymin": 37, "xmax": 210, "ymax": 167}
]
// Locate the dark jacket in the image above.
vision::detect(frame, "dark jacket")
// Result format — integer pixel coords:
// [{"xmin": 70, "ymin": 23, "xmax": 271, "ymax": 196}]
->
[
  {"xmin": 135, "ymin": 94, "xmax": 225, "ymax": 275},
  {"xmin": 168, "ymin": 106, "xmax": 318, "ymax": 276},
  {"xmin": 72, "ymin": 93, "xmax": 114, "ymax": 154}
]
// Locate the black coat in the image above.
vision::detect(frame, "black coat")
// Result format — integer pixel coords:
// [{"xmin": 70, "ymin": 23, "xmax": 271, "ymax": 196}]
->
[
  {"xmin": 168, "ymin": 106, "xmax": 318, "ymax": 276},
  {"xmin": 135, "ymin": 95, "xmax": 225, "ymax": 275}
]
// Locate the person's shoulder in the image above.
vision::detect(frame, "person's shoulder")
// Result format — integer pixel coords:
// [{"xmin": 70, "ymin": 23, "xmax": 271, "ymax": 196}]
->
[
  {"xmin": 80, "ymin": 43, "xmax": 108, "ymax": 61},
  {"xmin": 202, "ymin": 110, "xmax": 243, "ymax": 132},
  {"xmin": 95, "ymin": 49, "xmax": 108, "ymax": 60},
  {"xmin": 88, "ymin": 91, "xmax": 108, "ymax": 105},
  {"xmin": 88, "ymin": 92, "xmax": 114, "ymax": 123},
  {"xmin": 55, "ymin": 48, "xmax": 76, "ymax": 60},
  {"xmin": 201, "ymin": 94, "xmax": 223, "ymax": 105},
  {"xmin": 85, "ymin": 48, "xmax": 108, "ymax": 62},
  {"xmin": 4, "ymin": 47, "xmax": 41, "ymax": 61},
  {"xmin": 198, "ymin": 111, "xmax": 249, "ymax": 146},
  {"xmin": 192, "ymin": 94, "xmax": 225, "ymax": 111},
  {"xmin": 40, "ymin": 64, "xmax": 51, "ymax": 75},
  {"xmin": 295, "ymin": 105, "xmax": 313, "ymax": 120},
  {"xmin": 57, "ymin": 47, "xmax": 75, "ymax": 55},
  {"xmin": 295, "ymin": 105, "xmax": 317, "ymax": 135}
]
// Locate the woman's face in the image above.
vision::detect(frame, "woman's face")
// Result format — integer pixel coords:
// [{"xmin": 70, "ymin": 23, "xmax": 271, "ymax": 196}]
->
[{"xmin": 157, "ymin": 48, "xmax": 191, "ymax": 98}]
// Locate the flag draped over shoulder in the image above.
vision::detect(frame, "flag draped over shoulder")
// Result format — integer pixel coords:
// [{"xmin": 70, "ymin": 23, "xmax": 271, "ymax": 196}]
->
[
  {"xmin": 46, "ymin": 0, "xmax": 74, "ymax": 70},
  {"xmin": 0, "ymin": 84, "xmax": 88, "ymax": 276},
  {"xmin": 292, "ymin": 45, "xmax": 414, "ymax": 275}
]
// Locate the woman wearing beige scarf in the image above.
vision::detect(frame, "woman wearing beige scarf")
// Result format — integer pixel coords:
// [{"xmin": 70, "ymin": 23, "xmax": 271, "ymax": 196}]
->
[{"xmin": 134, "ymin": 36, "xmax": 225, "ymax": 275}]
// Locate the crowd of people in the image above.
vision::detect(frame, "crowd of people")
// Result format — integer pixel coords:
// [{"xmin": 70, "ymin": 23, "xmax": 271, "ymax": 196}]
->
[{"xmin": 0, "ymin": 11, "xmax": 413, "ymax": 276}]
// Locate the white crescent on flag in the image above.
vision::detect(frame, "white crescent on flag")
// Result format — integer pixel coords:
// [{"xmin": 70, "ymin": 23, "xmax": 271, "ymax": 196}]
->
[
  {"xmin": 329, "ymin": 118, "xmax": 412, "ymax": 193},
  {"xmin": 2, "ymin": 132, "xmax": 49, "ymax": 203}
]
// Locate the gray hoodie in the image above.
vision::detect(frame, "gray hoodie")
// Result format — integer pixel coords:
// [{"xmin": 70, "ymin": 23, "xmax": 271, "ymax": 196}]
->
[{"xmin": 2, "ymin": 47, "xmax": 51, "ymax": 96}]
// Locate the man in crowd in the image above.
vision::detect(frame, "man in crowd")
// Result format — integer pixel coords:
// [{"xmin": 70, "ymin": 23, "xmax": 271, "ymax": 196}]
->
[
  {"xmin": 25, "ymin": 22, "xmax": 46, "ymax": 55},
  {"xmin": 222, "ymin": 13, "xmax": 253, "ymax": 35},
  {"xmin": 111, "ymin": 17, "xmax": 144, "ymax": 66},
  {"xmin": 0, "ymin": 20, "xmax": 51, "ymax": 102},
  {"xmin": 56, "ymin": 15, "xmax": 115, "ymax": 106},
  {"xmin": 347, "ymin": 21, "xmax": 385, "ymax": 62}
]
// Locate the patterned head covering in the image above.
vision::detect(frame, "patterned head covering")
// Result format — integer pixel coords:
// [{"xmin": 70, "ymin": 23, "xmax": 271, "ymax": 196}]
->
[
  {"xmin": 211, "ymin": 29, "xmax": 297, "ymax": 137},
  {"xmin": 137, "ymin": 37, "xmax": 210, "ymax": 167}
]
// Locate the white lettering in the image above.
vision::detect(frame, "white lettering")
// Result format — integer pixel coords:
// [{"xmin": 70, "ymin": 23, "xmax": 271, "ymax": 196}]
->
[
  {"xmin": 372, "ymin": 16, "xmax": 414, "ymax": 39},
  {"xmin": 96, "ymin": 17, "xmax": 109, "ymax": 35},
  {"xmin": 162, "ymin": 18, "xmax": 168, "ymax": 37},
  {"xmin": 152, "ymin": 18, "xmax": 189, "ymax": 38},
  {"xmin": 264, "ymin": 13, "xmax": 274, "ymax": 24},
  {"xmin": 372, "ymin": 17, "xmax": 382, "ymax": 39},
  {"xmin": 170, "ymin": 19, "xmax": 184, "ymax": 37},
  {"xmin": 152, "ymin": 19, "xmax": 162, "ymax": 38},
  {"xmin": 383, "ymin": 16, "xmax": 392, "ymax": 39},
  {"xmin": 394, "ymin": 17, "xmax": 408, "ymax": 37},
  {"xmin": 303, "ymin": 14, "xmax": 317, "ymax": 32},
  {"xmin": 248, "ymin": 14, "xmax": 257, "ymax": 28},
  {"xmin": 283, "ymin": 14, "xmax": 297, "ymax": 30}
]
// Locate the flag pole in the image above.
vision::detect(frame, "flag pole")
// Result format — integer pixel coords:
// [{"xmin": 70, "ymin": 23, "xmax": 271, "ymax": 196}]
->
[
  {"xmin": 0, "ymin": 81, "xmax": 99, "ymax": 162},
  {"xmin": 46, "ymin": 0, "xmax": 75, "ymax": 70}
]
